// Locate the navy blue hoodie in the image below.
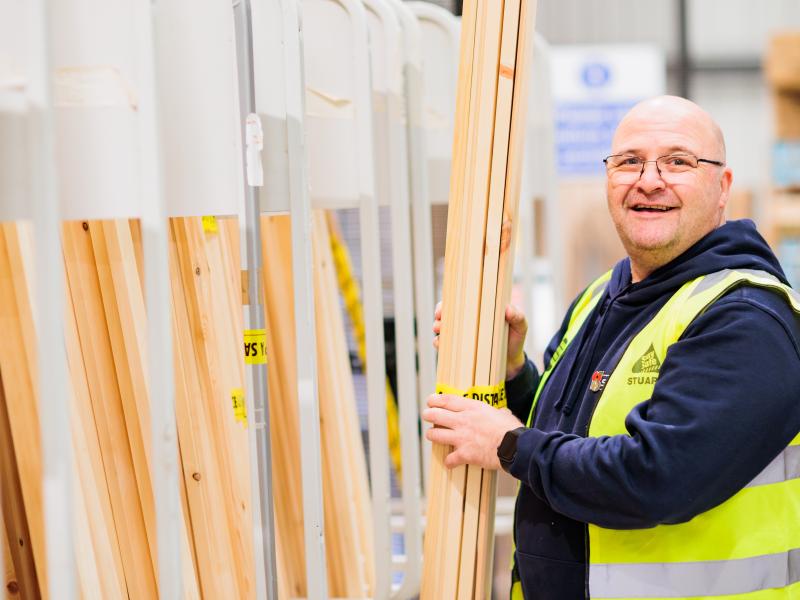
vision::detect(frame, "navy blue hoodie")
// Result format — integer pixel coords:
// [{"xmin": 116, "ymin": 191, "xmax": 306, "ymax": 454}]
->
[{"xmin": 505, "ymin": 220, "xmax": 800, "ymax": 599}]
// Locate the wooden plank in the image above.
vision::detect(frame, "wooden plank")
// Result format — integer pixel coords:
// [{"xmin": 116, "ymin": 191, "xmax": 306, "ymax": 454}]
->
[
  {"xmin": 260, "ymin": 215, "xmax": 307, "ymax": 598},
  {"xmin": 177, "ymin": 437, "xmax": 203, "ymax": 600},
  {"xmin": 421, "ymin": 1, "xmax": 537, "ymax": 597},
  {"xmin": 0, "ymin": 223, "xmax": 46, "ymax": 598},
  {"xmin": 92, "ymin": 220, "xmax": 158, "ymax": 577},
  {"xmin": 459, "ymin": 0, "xmax": 520, "ymax": 595},
  {"xmin": 62, "ymin": 221, "xmax": 157, "ymax": 598},
  {"xmin": 457, "ymin": 0, "xmax": 509, "ymax": 594},
  {"xmin": 129, "ymin": 217, "xmax": 203, "ymax": 598},
  {"xmin": 474, "ymin": 2, "xmax": 537, "ymax": 595},
  {"xmin": 259, "ymin": 212, "xmax": 375, "ymax": 596},
  {"xmin": 0, "ymin": 369, "xmax": 40, "ymax": 599},
  {"xmin": 429, "ymin": 0, "xmax": 502, "ymax": 594},
  {"xmin": 313, "ymin": 210, "xmax": 374, "ymax": 597},
  {"xmin": 2, "ymin": 516, "xmax": 18, "ymax": 599},
  {"xmin": 65, "ymin": 271, "xmax": 128, "ymax": 599},
  {"xmin": 194, "ymin": 217, "xmax": 255, "ymax": 597},
  {"xmin": 169, "ymin": 216, "xmax": 242, "ymax": 597},
  {"xmin": 421, "ymin": 0, "xmax": 481, "ymax": 595}
]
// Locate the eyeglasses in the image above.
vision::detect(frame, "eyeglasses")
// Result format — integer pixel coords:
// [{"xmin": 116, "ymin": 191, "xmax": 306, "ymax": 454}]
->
[{"xmin": 603, "ymin": 153, "xmax": 725, "ymax": 182}]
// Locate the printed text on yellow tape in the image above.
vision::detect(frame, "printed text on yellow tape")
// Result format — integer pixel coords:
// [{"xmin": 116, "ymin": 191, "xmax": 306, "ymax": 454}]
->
[
  {"xmin": 243, "ymin": 329, "xmax": 267, "ymax": 365},
  {"xmin": 230, "ymin": 388, "xmax": 247, "ymax": 425},
  {"xmin": 435, "ymin": 382, "xmax": 507, "ymax": 409},
  {"xmin": 202, "ymin": 215, "xmax": 219, "ymax": 234}
]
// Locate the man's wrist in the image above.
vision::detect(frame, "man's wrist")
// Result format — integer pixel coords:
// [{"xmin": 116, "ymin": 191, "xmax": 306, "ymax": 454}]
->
[
  {"xmin": 506, "ymin": 354, "xmax": 526, "ymax": 380},
  {"xmin": 497, "ymin": 426, "xmax": 528, "ymax": 473}
]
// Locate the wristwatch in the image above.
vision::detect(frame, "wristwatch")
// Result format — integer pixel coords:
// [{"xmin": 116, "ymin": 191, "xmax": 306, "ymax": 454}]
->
[{"xmin": 497, "ymin": 426, "xmax": 528, "ymax": 473}]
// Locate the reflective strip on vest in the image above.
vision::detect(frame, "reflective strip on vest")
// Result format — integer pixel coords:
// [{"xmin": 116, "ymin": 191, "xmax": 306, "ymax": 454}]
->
[
  {"xmin": 745, "ymin": 443, "xmax": 800, "ymax": 488},
  {"xmin": 588, "ymin": 269, "xmax": 800, "ymax": 600},
  {"xmin": 590, "ymin": 548, "xmax": 800, "ymax": 599}
]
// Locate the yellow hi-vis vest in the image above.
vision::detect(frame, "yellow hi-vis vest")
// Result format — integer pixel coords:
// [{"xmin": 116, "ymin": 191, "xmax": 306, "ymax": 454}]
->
[{"xmin": 511, "ymin": 268, "xmax": 800, "ymax": 600}]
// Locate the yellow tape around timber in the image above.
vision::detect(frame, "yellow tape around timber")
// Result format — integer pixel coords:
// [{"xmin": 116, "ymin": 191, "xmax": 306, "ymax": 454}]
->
[
  {"xmin": 328, "ymin": 217, "xmax": 404, "ymax": 482},
  {"xmin": 243, "ymin": 329, "xmax": 267, "ymax": 365},
  {"xmin": 435, "ymin": 382, "xmax": 507, "ymax": 409}
]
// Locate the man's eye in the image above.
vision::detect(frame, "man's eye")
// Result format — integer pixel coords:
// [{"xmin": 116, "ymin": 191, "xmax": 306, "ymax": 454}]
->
[
  {"xmin": 621, "ymin": 157, "xmax": 641, "ymax": 165},
  {"xmin": 666, "ymin": 156, "xmax": 687, "ymax": 166}
]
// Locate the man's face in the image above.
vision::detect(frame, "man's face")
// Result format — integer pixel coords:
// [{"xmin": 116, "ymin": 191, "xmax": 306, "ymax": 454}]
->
[{"xmin": 606, "ymin": 100, "xmax": 732, "ymax": 276}]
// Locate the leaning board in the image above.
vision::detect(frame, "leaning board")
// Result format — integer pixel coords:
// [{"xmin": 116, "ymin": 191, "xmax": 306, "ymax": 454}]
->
[{"xmin": 421, "ymin": 0, "xmax": 537, "ymax": 598}]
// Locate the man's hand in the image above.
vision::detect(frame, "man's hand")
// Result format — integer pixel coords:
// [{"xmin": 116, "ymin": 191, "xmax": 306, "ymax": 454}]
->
[
  {"xmin": 422, "ymin": 393, "xmax": 524, "ymax": 470},
  {"xmin": 433, "ymin": 302, "xmax": 528, "ymax": 380}
]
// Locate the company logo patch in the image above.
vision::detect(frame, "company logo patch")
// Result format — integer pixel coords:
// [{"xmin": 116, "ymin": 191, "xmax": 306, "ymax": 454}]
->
[
  {"xmin": 628, "ymin": 343, "xmax": 662, "ymax": 385},
  {"xmin": 632, "ymin": 344, "xmax": 661, "ymax": 373},
  {"xmin": 589, "ymin": 370, "xmax": 610, "ymax": 392}
]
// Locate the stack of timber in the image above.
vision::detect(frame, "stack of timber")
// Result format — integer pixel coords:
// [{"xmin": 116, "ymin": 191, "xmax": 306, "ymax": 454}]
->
[
  {"xmin": 1, "ymin": 217, "xmax": 257, "ymax": 598},
  {"xmin": 259, "ymin": 211, "xmax": 374, "ymax": 598},
  {"xmin": 0, "ymin": 222, "xmax": 47, "ymax": 598},
  {"xmin": 421, "ymin": 0, "xmax": 537, "ymax": 597},
  {"xmin": 168, "ymin": 216, "xmax": 256, "ymax": 598},
  {"xmin": 63, "ymin": 218, "xmax": 209, "ymax": 598}
]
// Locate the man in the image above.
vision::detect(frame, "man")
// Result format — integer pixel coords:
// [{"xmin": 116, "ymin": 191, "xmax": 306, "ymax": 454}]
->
[{"xmin": 425, "ymin": 96, "xmax": 800, "ymax": 599}]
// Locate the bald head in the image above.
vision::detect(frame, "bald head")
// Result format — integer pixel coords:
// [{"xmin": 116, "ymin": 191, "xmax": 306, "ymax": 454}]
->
[{"xmin": 613, "ymin": 95, "xmax": 726, "ymax": 162}]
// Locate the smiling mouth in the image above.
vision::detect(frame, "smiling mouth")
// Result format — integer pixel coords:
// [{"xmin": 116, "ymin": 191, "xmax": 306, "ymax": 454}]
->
[{"xmin": 631, "ymin": 205, "xmax": 676, "ymax": 213}]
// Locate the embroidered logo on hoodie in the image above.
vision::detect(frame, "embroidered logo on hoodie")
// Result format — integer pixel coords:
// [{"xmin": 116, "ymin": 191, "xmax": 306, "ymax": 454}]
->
[{"xmin": 628, "ymin": 344, "xmax": 661, "ymax": 385}]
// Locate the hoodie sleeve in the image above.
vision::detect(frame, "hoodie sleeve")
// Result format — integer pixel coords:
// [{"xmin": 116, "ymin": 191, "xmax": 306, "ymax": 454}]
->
[{"xmin": 508, "ymin": 287, "xmax": 800, "ymax": 529}]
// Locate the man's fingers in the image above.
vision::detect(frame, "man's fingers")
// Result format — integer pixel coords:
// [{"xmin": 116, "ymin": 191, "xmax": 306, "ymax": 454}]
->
[
  {"xmin": 425, "ymin": 426, "xmax": 459, "ymax": 447},
  {"xmin": 435, "ymin": 301, "xmax": 442, "ymax": 319},
  {"xmin": 505, "ymin": 304, "xmax": 527, "ymax": 329},
  {"xmin": 422, "ymin": 406, "xmax": 462, "ymax": 429},
  {"xmin": 427, "ymin": 393, "xmax": 469, "ymax": 412},
  {"xmin": 444, "ymin": 449, "xmax": 467, "ymax": 469}
]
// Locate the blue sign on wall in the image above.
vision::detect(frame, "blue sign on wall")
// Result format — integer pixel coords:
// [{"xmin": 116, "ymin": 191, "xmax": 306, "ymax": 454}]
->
[
  {"xmin": 551, "ymin": 46, "xmax": 666, "ymax": 177},
  {"xmin": 555, "ymin": 102, "xmax": 633, "ymax": 176}
]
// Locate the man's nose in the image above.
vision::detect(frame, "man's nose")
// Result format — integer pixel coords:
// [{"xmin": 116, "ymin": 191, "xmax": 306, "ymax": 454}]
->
[{"xmin": 636, "ymin": 161, "xmax": 666, "ymax": 193}]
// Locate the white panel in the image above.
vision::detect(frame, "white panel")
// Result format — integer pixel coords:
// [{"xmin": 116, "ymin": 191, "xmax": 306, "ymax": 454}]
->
[
  {"xmin": 689, "ymin": 0, "xmax": 800, "ymax": 61},
  {"xmin": 536, "ymin": 0, "xmax": 677, "ymax": 61},
  {"xmin": 0, "ymin": 0, "xmax": 32, "ymax": 221},
  {"xmin": 692, "ymin": 72, "xmax": 770, "ymax": 191},
  {"xmin": 52, "ymin": 0, "xmax": 143, "ymax": 220},
  {"xmin": 0, "ymin": 0, "xmax": 28, "ymax": 95},
  {"xmin": 252, "ymin": 0, "xmax": 290, "ymax": 214},
  {"xmin": 407, "ymin": 2, "xmax": 459, "ymax": 205},
  {"xmin": 0, "ymin": 110, "xmax": 30, "ymax": 221},
  {"xmin": 302, "ymin": 0, "xmax": 367, "ymax": 209},
  {"xmin": 154, "ymin": 0, "xmax": 243, "ymax": 217},
  {"xmin": 551, "ymin": 45, "xmax": 666, "ymax": 103}
]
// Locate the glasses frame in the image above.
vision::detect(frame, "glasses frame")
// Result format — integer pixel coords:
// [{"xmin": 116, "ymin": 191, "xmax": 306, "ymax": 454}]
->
[{"xmin": 602, "ymin": 153, "xmax": 725, "ymax": 180}]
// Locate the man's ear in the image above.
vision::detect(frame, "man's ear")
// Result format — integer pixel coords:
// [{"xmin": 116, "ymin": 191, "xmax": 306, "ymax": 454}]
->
[{"xmin": 718, "ymin": 167, "xmax": 733, "ymax": 211}]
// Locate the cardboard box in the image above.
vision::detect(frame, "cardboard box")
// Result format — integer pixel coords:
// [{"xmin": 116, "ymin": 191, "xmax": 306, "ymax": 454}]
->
[
  {"xmin": 772, "ymin": 90, "xmax": 800, "ymax": 140},
  {"xmin": 765, "ymin": 32, "xmax": 800, "ymax": 92},
  {"xmin": 773, "ymin": 141, "xmax": 800, "ymax": 189}
]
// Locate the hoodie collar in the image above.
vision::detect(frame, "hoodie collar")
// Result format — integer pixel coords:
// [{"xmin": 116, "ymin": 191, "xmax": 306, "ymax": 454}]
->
[{"xmin": 605, "ymin": 220, "xmax": 788, "ymax": 304}]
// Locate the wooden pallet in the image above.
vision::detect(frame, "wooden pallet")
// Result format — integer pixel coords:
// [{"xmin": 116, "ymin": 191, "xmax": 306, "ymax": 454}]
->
[{"xmin": 420, "ymin": 0, "xmax": 537, "ymax": 597}]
